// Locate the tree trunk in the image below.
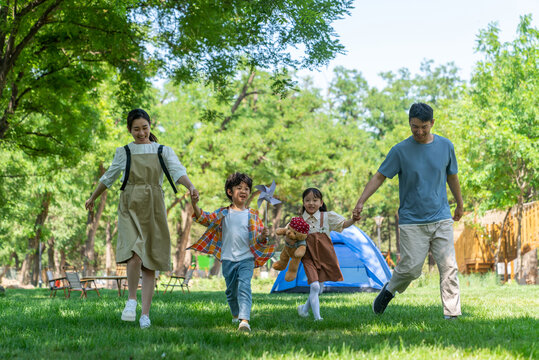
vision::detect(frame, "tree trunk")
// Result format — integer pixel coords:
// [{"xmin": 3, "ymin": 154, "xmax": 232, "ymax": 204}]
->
[
  {"xmin": 173, "ymin": 204, "xmax": 193, "ymax": 275},
  {"xmin": 492, "ymin": 206, "xmax": 512, "ymax": 272},
  {"xmin": 54, "ymin": 247, "xmax": 61, "ymax": 275},
  {"xmin": 47, "ymin": 236, "xmax": 55, "ymax": 272},
  {"xmin": 271, "ymin": 203, "xmax": 284, "ymax": 237},
  {"xmin": 18, "ymin": 191, "xmax": 51, "ymax": 285},
  {"xmin": 84, "ymin": 163, "xmax": 107, "ymax": 276},
  {"xmin": 59, "ymin": 250, "xmax": 66, "ymax": 274},
  {"xmin": 105, "ymin": 220, "xmax": 116, "ymax": 275},
  {"xmin": 209, "ymin": 259, "xmax": 222, "ymax": 277},
  {"xmin": 515, "ymin": 194, "xmax": 524, "ymax": 283}
]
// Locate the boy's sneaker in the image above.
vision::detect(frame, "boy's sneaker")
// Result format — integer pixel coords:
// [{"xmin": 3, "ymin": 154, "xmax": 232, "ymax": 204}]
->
[
  {"xmin": 121, "ymin": 299, "xmax": 137, "ymax": 321},
  {"xmin": 297, "ymin": 304, "xmax": 309, "ymax": 318},
  {"xmin": 139, "ymin": 315, "xmax": 151, "ymax": 329},
  {"xmin": 372, "ymin": 282, "xmax": 394, "ymax": 314},
  {"xmin": 444, "ymin": 315, "xmax": 458, "ymax": 320},
  {"xmin": 232, "ymin": 317, "xmax": 240, "ymax": 324},
  {"xmin": 238, "ymin": 321, "xmax": 251, "ymax": 332}
]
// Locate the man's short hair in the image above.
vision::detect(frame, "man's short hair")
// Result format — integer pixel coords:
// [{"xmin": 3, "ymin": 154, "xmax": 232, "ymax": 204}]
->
[
  {"xmin": 225, "ymin": 172, "xmax": 253, "ymax": 201},
  {"xmin": 409, "ymin": 103, "xmax": 433, "ymax": 122}
]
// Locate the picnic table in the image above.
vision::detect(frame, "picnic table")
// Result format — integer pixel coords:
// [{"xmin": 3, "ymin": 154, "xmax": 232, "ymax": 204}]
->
[{"xmin": 80, "ymin": 275, "xmax": 127, "ymax": 297}]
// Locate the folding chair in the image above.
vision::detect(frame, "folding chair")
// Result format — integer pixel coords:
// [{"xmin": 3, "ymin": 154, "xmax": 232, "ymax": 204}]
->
[
  {"xmin": 164, "ymin": 268, "xmax": 194, "ymax": 294},
  {"xmin": 116, "ymin": 264, "xmax": 160, "ymax": 295},
  {"xmin": 46, "ymin": 270, "xmax": 68, "ymax": 298},
  {"xmin": 65, "ymin": 272, "xmax": 100, "ymax": 298}
]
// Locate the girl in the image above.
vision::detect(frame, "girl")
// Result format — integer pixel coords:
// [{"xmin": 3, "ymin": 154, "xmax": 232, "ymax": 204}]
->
[
  {"xmin": 297, "ymin": 188, "xmax": 360, "ymax": 321},
  {"xmin": 85, "ymin": 109, "xmax": 198, "ymax": 329}
]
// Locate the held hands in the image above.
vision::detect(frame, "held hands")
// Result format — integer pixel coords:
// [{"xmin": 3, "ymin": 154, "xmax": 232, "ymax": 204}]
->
[
  {"xmin": 189, "ymin": 187, "xmax": 199, "ymax": 204},
  {"xmin": 85, "ymin": 197, "xmax": 95, "ymax": 212},
  {"xmin": 353, "ymin": 202, "xmax": 364, "ymax": 221}
]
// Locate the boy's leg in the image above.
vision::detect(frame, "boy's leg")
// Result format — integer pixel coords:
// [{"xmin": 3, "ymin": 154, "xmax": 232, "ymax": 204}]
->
[
  {"xmin": 236, "ymin": 259, "xmax": 255, "ymax": 321},
  {"xmin": 431, "ymin": 220, "xmax": 461, "ymax": 317},
  {"xmin": 222, "ymin": 260, "xmax": 240, "ymax": 318},
  {"xmin": 386, "ymin": 224, "xmax": 431, "ymax": 295}
]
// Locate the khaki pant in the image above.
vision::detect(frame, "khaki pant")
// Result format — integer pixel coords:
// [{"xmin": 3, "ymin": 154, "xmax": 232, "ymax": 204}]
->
[{"xmin": 387, "ymin": 219, "xmax": 461, "ymax": 316}]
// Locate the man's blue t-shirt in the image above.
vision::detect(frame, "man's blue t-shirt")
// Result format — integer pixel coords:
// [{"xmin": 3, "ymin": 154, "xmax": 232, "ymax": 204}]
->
[{"xmin": 378, "ymin": 134, "xmax": 458, "ymax": 225}]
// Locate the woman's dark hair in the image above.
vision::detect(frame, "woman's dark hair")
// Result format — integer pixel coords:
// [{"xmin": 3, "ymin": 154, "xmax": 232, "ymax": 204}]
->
[
  {"xmin": 301, "ymin": 187, "xmax": 327, "ymax": 214},
  {"xmin": 225, "ymin": 172, "xmax": 253, "ymax": 201},
  {"xmin": 127, "ymin": 108, "xmax": 158, "ymax": 142}
]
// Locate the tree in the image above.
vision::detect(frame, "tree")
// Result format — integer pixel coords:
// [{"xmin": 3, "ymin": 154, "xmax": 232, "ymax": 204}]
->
[
  {"xmin": 0, "ymin": 1, "xmax": 150, "ymax": 156},
  {"xmin": 1, "ymin": 0, "xmax": 353, "ymax": 161},
  {"xmin": 446, "ymin": 15, "xmax": 538, "ymax": 281}
]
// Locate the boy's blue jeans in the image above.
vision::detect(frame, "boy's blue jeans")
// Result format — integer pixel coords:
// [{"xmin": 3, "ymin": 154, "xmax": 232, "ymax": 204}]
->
[{"xmin": 221, "ymin": 258, "xmax": 254, "ymax": 321}]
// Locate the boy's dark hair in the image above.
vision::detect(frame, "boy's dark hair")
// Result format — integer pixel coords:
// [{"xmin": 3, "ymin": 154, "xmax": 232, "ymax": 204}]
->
[
  {"xmin": 408, "ymin": 103, "xmax": 433, "ymax": 122},
  {"xmin": 301, "ymin": 187, "xmax": 328, "ymax": 214},
  {"xmin": 225, "ymin": 172, "xmax": 253, "ymax": 201}
]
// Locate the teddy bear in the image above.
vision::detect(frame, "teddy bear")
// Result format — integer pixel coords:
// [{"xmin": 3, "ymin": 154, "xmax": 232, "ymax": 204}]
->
[{"xmin": 272, "ymin": 217, "xmax": 310, "ymax": 281}]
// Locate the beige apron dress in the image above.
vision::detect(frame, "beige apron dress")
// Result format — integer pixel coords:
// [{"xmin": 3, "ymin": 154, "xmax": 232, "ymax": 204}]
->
[
  {"xmin": 116, "ymin": 152, "xmax": 170, "ymax": 271},
  {"xmin": 301, "ymin": 212, "xmax": 343, "ymax": 284}
]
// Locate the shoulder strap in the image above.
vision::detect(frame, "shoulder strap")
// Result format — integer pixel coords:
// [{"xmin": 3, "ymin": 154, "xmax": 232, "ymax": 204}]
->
[
  {"xmin": 120, "ymin": 145, "xmax": 131, "ymax": 191},
  {"xmin": 320, "ymin": 212, "xmax": 324, "ymax": 228},
  {"xmin": 158, "ymin": 145, "xmax": 178, "ymax": 194}
]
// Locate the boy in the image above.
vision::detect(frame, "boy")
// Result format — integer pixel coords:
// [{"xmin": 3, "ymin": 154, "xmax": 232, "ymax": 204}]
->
[{"xmin": 188, "ymin": 172, "xmax": 275, "ymax": 332}]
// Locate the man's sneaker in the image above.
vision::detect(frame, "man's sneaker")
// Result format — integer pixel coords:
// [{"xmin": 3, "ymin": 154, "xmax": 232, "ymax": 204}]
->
[
  {"xmin": 444, "ymin": 315, "xmax": 458, "ymax": 320},
  {"xmin": 238, "ymin": 321, "xmax": 251, "ymax": 332},
  {"xmin": 372, "ymin": 282, "xmax": 394, "ymax": 314},
  {"xmin": 139, "ymin": 314, "xmax": 151, "ymax": 329},
  {"xmin": 297, "ymin": 304, "xmax": 309, "ymax": 318},
  {"xmin": 121, "ymin": 299, "xmax": 137, "ymax": 321},
  {"xmin": 232, "ymin": 317, "xmax": 240, "ymax": 324}
]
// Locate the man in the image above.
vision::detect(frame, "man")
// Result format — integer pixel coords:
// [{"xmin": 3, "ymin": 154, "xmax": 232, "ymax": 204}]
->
[{"xmin": 354, "ymin": 103, "xmax": 464, "ymax": 319}]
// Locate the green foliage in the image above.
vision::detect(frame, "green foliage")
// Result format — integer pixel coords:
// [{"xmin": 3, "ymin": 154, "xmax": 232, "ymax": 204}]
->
[
  {"xmin": 447, "ymin": 15, "xmax": 538, "ymax": 209},
  {"xmin": 141, "ymin": 0, "xmax": 353, "ymax": 87}
]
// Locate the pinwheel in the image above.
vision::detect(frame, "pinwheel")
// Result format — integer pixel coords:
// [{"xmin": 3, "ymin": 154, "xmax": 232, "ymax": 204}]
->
[{"xmin": 255, "ymin": 180, "xmax": 281, "ymax": 227}]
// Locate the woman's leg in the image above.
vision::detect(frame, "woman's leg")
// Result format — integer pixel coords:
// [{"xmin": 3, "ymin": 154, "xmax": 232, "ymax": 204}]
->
[
  {"xmin": 126, "ymin": 253, "xmax": 142, "ymax": 300},
  {"xmin": 141, "ymin": 266, "xmax": 155, "ymax": 316}
]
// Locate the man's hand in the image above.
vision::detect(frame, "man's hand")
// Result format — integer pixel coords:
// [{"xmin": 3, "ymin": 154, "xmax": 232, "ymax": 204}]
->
[
  {"xmin": 353, "ymin": 202, "xmax": 364, "ymax": 220},
  {"xmin": 85, "ymin": 198, "xmax": 95, "ymax": 212},
  {"xmin": 453, "ymin": 205, "xmax": 464, "ymax": 221}
]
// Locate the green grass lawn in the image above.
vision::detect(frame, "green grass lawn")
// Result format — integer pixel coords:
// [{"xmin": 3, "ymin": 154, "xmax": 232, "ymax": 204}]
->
[{"xmin": 1, "ymin": 273, "xmax": 537, "ymax": 359}]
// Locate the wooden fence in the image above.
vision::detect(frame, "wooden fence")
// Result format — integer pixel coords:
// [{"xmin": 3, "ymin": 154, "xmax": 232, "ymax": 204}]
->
[{"xmin": 454, "ymin": 201, "xmax": 539, "ymax": 276}]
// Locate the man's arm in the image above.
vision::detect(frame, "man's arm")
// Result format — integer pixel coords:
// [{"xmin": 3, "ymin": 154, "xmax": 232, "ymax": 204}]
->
[
  {"xmin": 353, "ymin": 172, "xmax": 387, "ymax": 218},
  {"xmin": 447, "ymin": 174, "xmax": 464, "ymax": 221}
]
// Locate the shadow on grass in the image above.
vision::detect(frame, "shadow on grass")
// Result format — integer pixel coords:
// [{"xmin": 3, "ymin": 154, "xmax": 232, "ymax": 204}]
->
[{"xmin": 0, "ymin": 288, "xmax": 537, "ymax": 359}]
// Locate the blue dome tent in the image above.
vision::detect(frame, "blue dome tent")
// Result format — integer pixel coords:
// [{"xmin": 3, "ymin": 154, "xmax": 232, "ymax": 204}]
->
[{"xmin": 270, "ymin": 225, "xmax": 392, "ymax": 293}]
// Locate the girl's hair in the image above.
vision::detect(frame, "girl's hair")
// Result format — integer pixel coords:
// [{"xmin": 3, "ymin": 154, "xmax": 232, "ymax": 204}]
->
[
  {"xmin": 301, "ymin": 187, "xmax": 327, "ymax": 214},
  {"xmin": 127, "ymin": 108, "xmax": 158, "ymax": 143}
]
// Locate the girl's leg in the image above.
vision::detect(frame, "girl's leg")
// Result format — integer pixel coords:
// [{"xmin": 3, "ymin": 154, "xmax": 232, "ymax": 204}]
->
[
  {"xmin": 236, "ymin": 260, "xmax": 254, "ymax": 322},
  {"xmin": 127, "ymin": 253, "xmax": 142, "ymax": 300},
  {"xmin": 308, "ymin": 281, "xmax": 322, "ymax": 320},
  {"xmin": 141, "ymin": 266, "xmax": 155, "ymax": 316}
]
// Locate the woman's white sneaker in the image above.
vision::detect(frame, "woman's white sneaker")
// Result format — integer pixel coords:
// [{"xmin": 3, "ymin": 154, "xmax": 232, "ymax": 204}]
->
[
  {"xmin": 121, "ymin": 299, "xmax": 137, "ymax": 321},
  {"xmin": 139, "ymin": 315, "xmax": 151, "ymax": 329}
]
